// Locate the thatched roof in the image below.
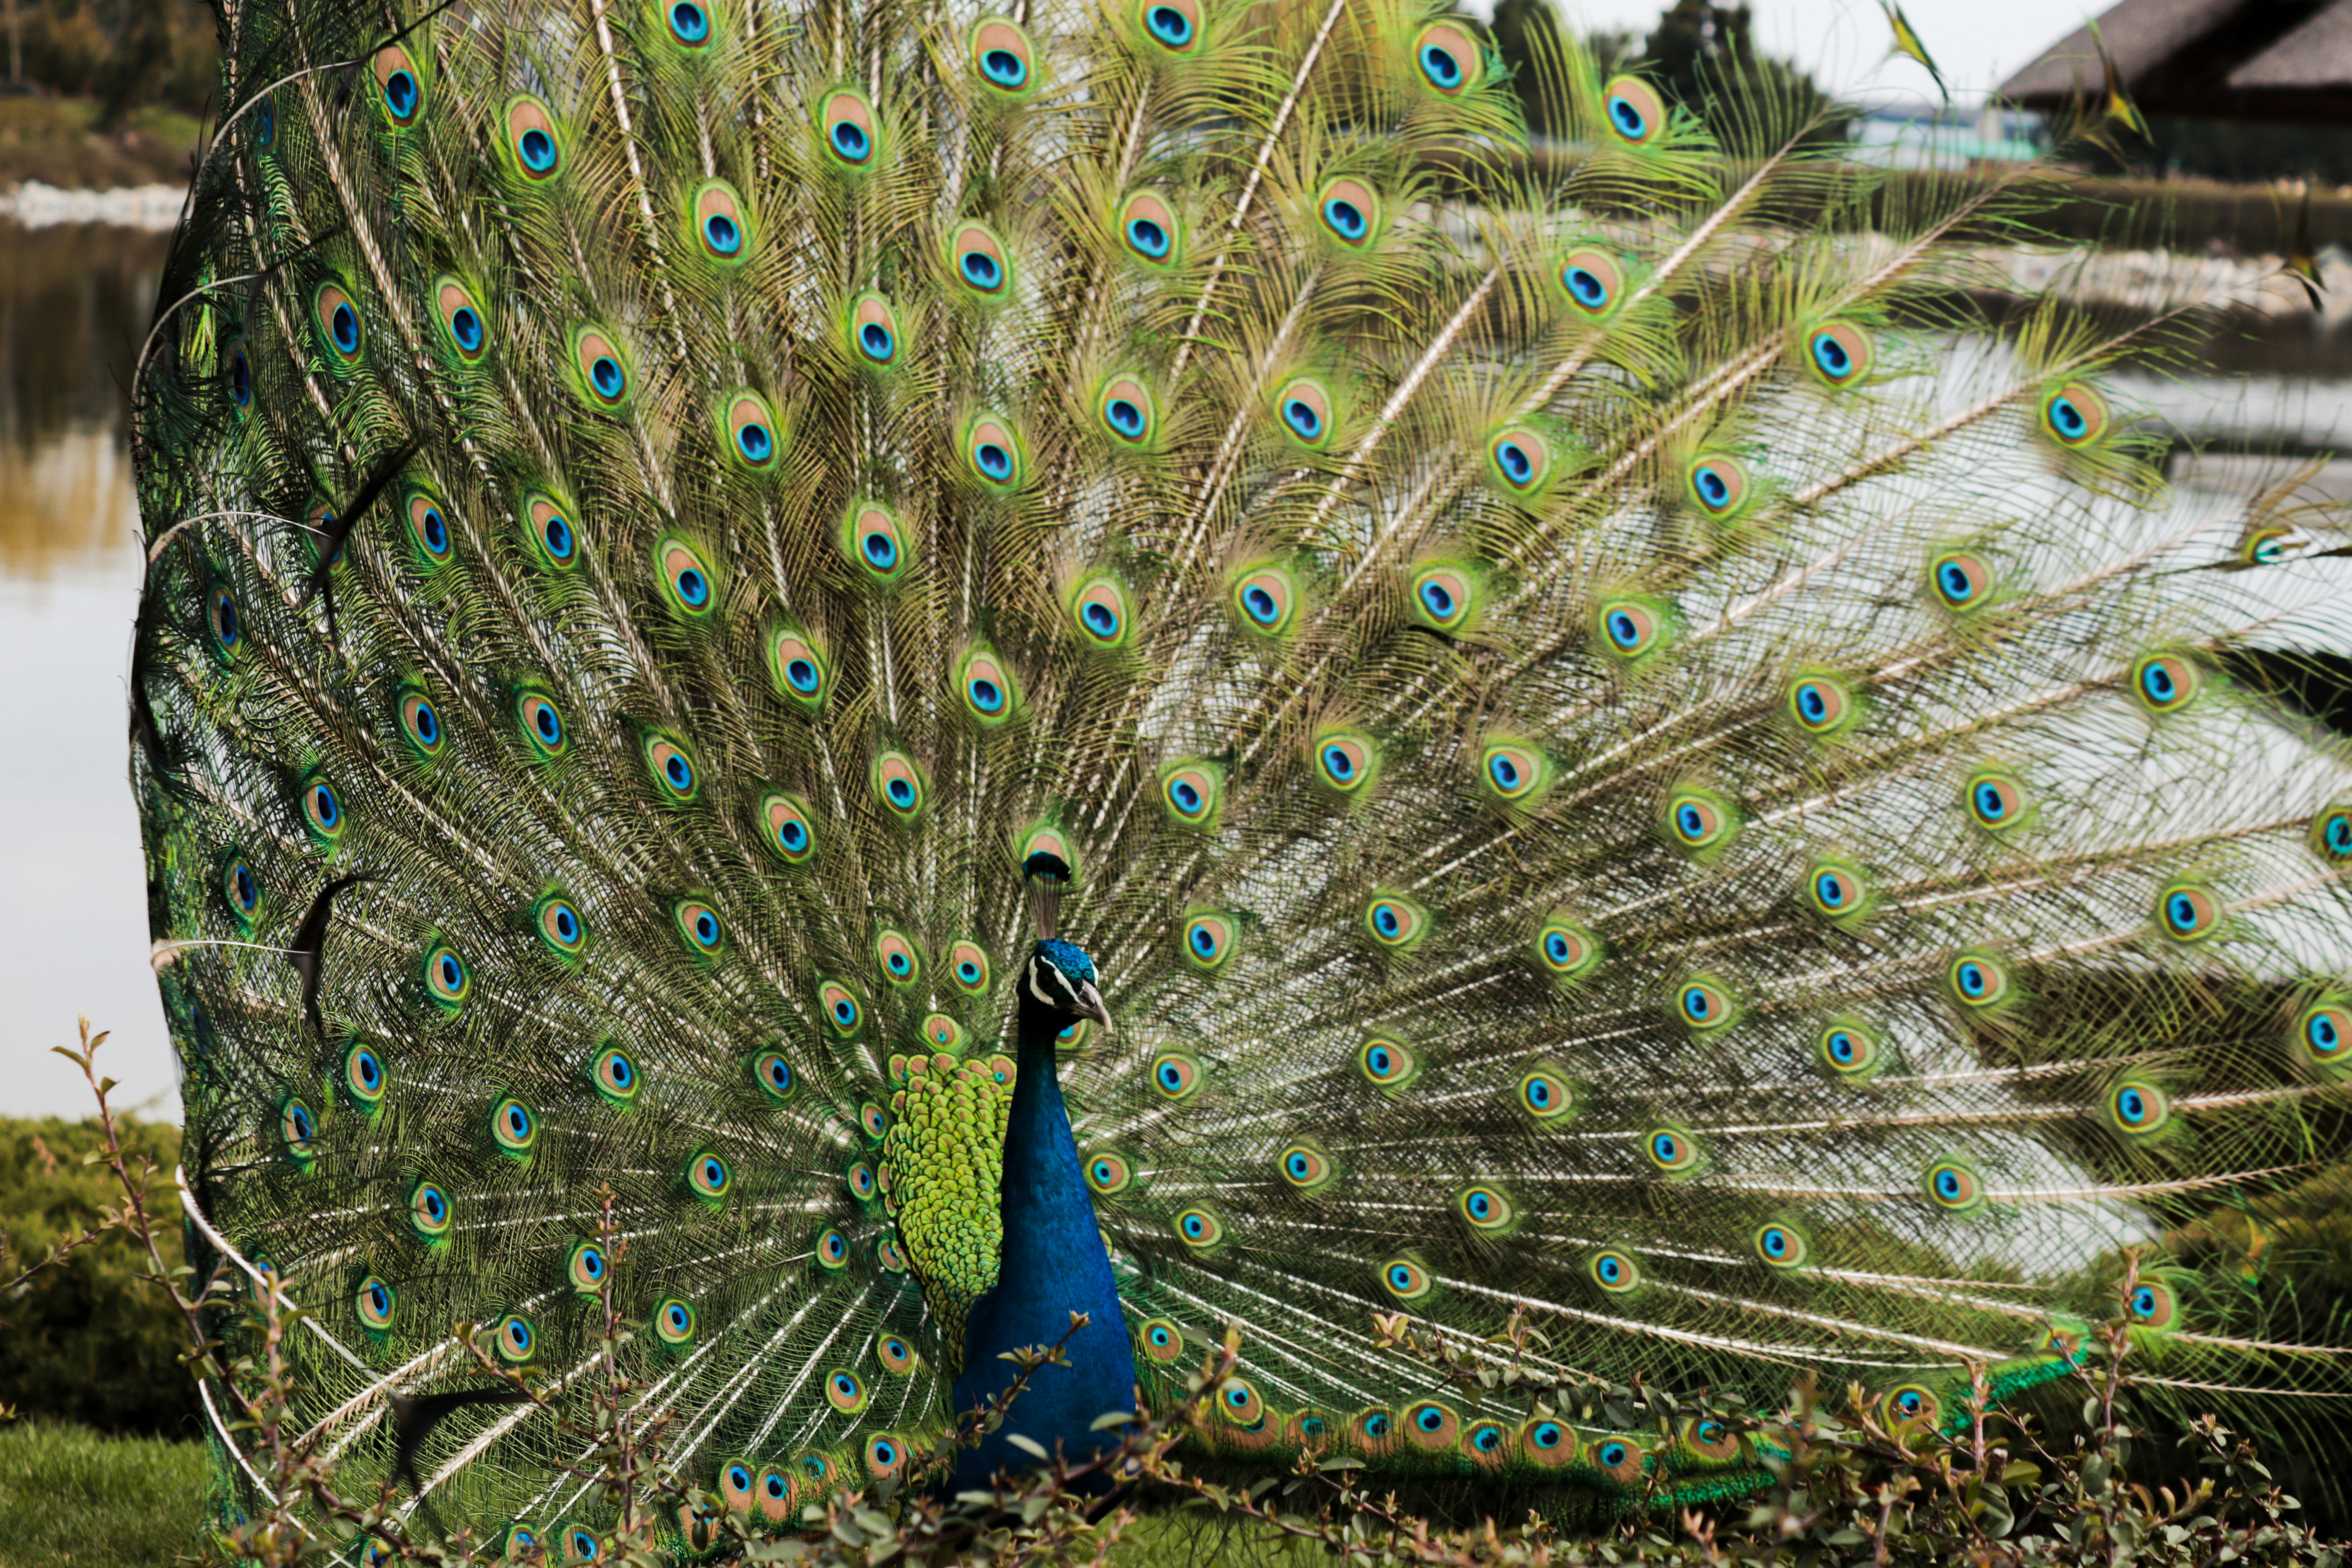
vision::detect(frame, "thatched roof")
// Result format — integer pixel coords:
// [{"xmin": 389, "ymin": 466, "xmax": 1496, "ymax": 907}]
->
[{"xmin": 2001, "ymin": 0, "xmax": 2352, "ymax": 123}]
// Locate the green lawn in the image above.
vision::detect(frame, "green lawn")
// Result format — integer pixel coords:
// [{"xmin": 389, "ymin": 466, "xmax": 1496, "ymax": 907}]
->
[
  {"xmin": 0, "ymin": 1423, "xmax": 1292, "ymax": 1568},
  {"xmin": 0, "ymin": 1422, "xmax": 210, "ymax": 1568}
]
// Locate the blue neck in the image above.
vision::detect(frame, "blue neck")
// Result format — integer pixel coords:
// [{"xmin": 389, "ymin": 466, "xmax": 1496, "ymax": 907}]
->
[{"xmin": 947, "ymin": 996, "xmax": 1135, "ymax": 1488}]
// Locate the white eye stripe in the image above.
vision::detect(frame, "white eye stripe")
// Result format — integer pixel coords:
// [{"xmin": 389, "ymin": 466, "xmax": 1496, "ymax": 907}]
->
[{"xmin": 1025, "ymin": 959, "xmax": 1061, "ymax": 1009}]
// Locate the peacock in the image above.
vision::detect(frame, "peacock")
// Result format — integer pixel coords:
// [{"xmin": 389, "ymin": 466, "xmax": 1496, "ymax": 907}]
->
[{"xmin": 127, "ymin": 0, "xmax": 2352, "ymax": 1550}]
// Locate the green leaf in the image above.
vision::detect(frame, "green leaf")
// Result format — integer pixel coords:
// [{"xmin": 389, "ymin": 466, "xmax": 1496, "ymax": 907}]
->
[{"xmin": 1003, "ymin": 1432, "xmax": 1049, "ymax": 1461}]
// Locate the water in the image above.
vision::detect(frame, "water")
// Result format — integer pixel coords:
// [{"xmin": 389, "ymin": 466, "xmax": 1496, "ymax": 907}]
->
[
  {"xmin": 1, "ymin": 220, "xmax": 2346, "ymax": 1125},
  {"xmin": 1, "ymin": 220, "xmax": 175, "ymax": 1122}
]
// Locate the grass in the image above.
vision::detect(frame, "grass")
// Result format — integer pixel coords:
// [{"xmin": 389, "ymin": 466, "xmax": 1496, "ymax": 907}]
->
[
  {"xmin": 0, "ymin": 97, "xmax": 207, "ymax": 189},
  {"xmin": 0, "ymin": 1422, "xmax": 210, "ymax": 1568},
  {"xmin": 0, "ymin": 1424, "xmax": 1289, "ymax": 1568}
]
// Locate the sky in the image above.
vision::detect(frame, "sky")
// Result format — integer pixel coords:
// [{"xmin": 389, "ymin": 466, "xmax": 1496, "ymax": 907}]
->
[{"xmin": 1517, "ymin": 0, "xmax": 2104, "ymax": 107}]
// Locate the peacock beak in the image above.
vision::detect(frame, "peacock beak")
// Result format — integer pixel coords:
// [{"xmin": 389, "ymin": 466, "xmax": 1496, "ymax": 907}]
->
[{"xmin": 1073, "ymin": 980, "xmax": 1113, "ymax": 1035}]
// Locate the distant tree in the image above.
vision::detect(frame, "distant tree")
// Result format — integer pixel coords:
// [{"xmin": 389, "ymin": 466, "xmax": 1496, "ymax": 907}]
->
[{"xmin": 1487, "ymin": 0, "xmax": 1842, "ymax": 149}]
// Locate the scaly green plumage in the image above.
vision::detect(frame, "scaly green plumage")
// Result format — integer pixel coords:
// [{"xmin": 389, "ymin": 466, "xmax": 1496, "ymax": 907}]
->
[{"xmin": 129, "ymin": 0, "xmax": 2352, "ymax": 1549}]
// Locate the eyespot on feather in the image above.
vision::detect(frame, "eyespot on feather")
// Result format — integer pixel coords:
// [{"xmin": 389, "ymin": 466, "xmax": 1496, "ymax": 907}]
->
[
  {"xmin": 768, "ymin": 626, "xmax": 829, "ymax": 709},
  {"xmin": 2157, "ymin": 881, "xmax": 2221, "ymax": 942},
  {"xmin": 1363, "ymin": 892, "xmax": 1429, "ymax": 951},
  {"xmin": 432, "ymin": 277, "xmax": 489, "ymax": 364},
  {"xmin": 1644, "ymin": 1126, "xmax": 1700, "ymax": 1174},
  {"xmin": 847, "ymin": 293, "xmax": 901, "ymax": 368},
  {"xmin": 964, "ymin": 415, "xmax": 1025, "ymax": 489},
  {"xmin": 1486, "ymin": 425, "xmax": 1551, "ymax": 492},
  {"xmin": 1355, "ymin": 1036, "xmax": 1418, "ymax": 1089},
  {"xmin": 502, "ymin": 95, "xmax": 564, "ymax": 181},
  {"xmin": 1138, "ymin": 1318, "xmax": 1186, "ymax": 1362},
  {"xmin": 311, "ymin": 279, "xmax": 364, "ymax": 368},
  {"xmin": 222, "ymin": 334, "xmax": 254, "ymax": 416},
  {"xmin": 1455, "ymin": 1184, "xmax": 1514, "ymax": 1231},
  {"xmin": 873, "ymin": 750, "xmax": 926, "ymax": 819},
  {"xmin": 1804, "ymin": 321, "xmax": 1873, "ymax": 386},
  {"xmin": 1946, "ymin": 951, "xmax": 2012, "ymax": 1010},
  {"xmin": 687, "ymin": 180, "xmax": 753, "ymax": 265},
  {"xmin": 1404, "ymin": 1400, "xmax": 1459, "ymax": 1450},
  {"xmin": 1929, "ymin": 551, "xmax": 1992, "ymax": 610},
  {"xmin": 1685, "ymin": 453, "xmax": 1751, "ymax": 518},
  {"xmin": 566, "ymin": 1238, "xmax": 609, "ymax": 1294},
  {"xmin": 1674, "ymin": 976, "xmax": 1736, "ymax": 1031},
  {"xmin": 513, "ymin": 688, "xmax": 566, "ymax": 761},
  {"xmin": 818, "ymin": 87, "xmax": 880, "ymax": 168},
  {"xmin": 522, "ymin": 492, "xmax": 578, "ymax": 570},
  {"xmin": 2308, "ymin": 802, "xmax": 2352, "ymax": 865},
  {"xmin": 1174, "ymin": 1205, "xmax": 1224, "ymax": 1248},
  {"xmin": 409, "ymin": 1180, "xmax": 453, "ymax": 1240},
  {"xmin": 1159, "ymin": 760, "xmax": 1223, "ymax": 826},
  {"xmin": 589, "ymin": 1042, "xmax": 640, "ymax": 1104},
  {"xmin": 1273, "ymin": 376, "xmax": 1335, "ymax": 448},
  {"xmin": 817, "ymin": 978, "xmax": 864, "ymax": 1037},
  {"xmin": 653, "ymin": 1297, "xmax": 696, "ymax": 1347},
  {"xmin": 956, "ymin": 646, "xmax": 1020, "ymax": 726},
  {"xmin": 373, "ymin": 46, "xmax": 424, "ymax": 126},
  {"xmin": 2041, "ymin": 382, "xmax": 2109, "ymax": 447},
  {"xmin": 873, "ymin": 927, "xmax": 923, "ymax": 987},
  {"xmin": 1085, "ymin": 1150, "xmax": 1135, "ymax": 1195},
  {"xmin": 1409, "ymin": 563, "xmax": 1475, "ymax": 631},
  {"xmin": 2106, "ymin": 1079, "xmax": 2172, "ymax": 1138},
  {"xmin": 1924, "ymin": 1158, "xmax": 1985, "ymax": 1212},
  {"xmin": 642, "ymin": 733, "xmax": 700, "ymax": 804},
  {"xmin": 1231, "ymin": 563, "xmax": 1302, "ymax": 635},
  {"xmin": 813, "ymin": 1228, "xmax": 848, "ymax": 1270},
  {"xmin": 493, "ymin": 1313, "xmax": 538, "ymax": 1364},
  {"xmin": 277, "ymin": 1097, "xmax": 319, "ymax": 1165},
  {"xmin": 1556, "ymin": 247, "xmax": 1625, "ymax": 316},
  {"xmin": 948, "ymin": 220, "xmax": 1013, "ymax": 299},
  {"xmin": 569, "ymin": 326, "xmax": 633, "ymax": 412},
  {"xmin": 1966, "ymin": 769, "xmax": 2026, "ymax": 831},
  {"xmin": 663, "ymin": 0, "xmax": 715, "ymax": 48},
  {"xmin": 1752, "ymin": 1221, "xmax": 1808, "ymax": 1269},
  {"xmin": 1804, "ymin": 860, "xmax": 1870, "ymax": 923},
  {"xmin": 402, "ymin": 484, "xmax": 454, "ymax": 567},
  {"xmin": 1589, "ymin": 1248, "xmax": 1641, "ymax": 1293},
  {"xmin": 673, "ymin": 898, "xmax": 724, "ymax": 957},
  {"xmin": 1681, "ymin": 1418, "xmax": 1745, "ymax": 1463},
  {"xmin": 1118, "ymin": 191, "xmax": 1181, "ymax": 267},
  {"xmin": 490, "ymin": 1097, "xmax": 537, "ymax": 1155},
  {"xmin": 1522, "ymin": 1418, "xmax": 1577, "ymax": 1467},
  {"xmin": 1180, "ymin": 909, "xmax": 1236, "ymax": 971},
  {"xmin": 1516, "ymin": 1062, "xmax": 1575, "ymax": 1121},
  {"xmin": 1533, "ymin": 919, "xmax": 1600, "ymax": 981},
  {"xmin": 948, "ymin": 939, "xmax": 991, "ymax": 994},
  {"xmin": 717, "ymin": 390, "xmax": 780, "ymax": 472},
  {"xmin": 2124, "ymin": 1277, "xmax": 2181, "ymax": 1330},
  {"xmin": 1816, "ymin": 1020, "xmax": 1881, "ymax": 1079},
  {"xmin": 532, "ymin": 893, "xmax": 588, "ymax": 960},
  {"xmin": 1097, "ymin": 374, "xmax": 1157, "ymax": 446},
  {"xmin": 655, "ymin": 538, "xmax": 717, "ymax": 620},
  {"xmin": 1787, "ymin": 673, "xmax": 1856, "ymax": 735},
  {"xmin": 1377, "ymin": 1255, "xmax": 1433, "ymax": 1301},
  {"xmin": 969, "ymin": 17, "xmax": 1038, "ymax": 90},
  {"xmin": 219, "ymin": 850, "xmax": 263, "ymax": 931},
  {"xmin": 1601, "ymin": 75, "xmax": 1667, "ymax": 145},
  {"xmin": 342, "ymin": 1040, "xmax": 384, "ymax": 1106},
  {"xmin": 841, "ymin": 501, "xmax": 910, "ymax": 581},
  {"xmin": 1276, "ymin": 1142, "xmax": 1333, "ymax": 1191},
  {"xmin": 1312, "ymin": 730, "xmax": 1378, "ymax": 794},
  {"xmin": 1412, "ymin": 21, "xmax": 1479, "ymax": 95},
  {"xmin": 298, "ymin": 772, "xmax": 346, "ymax": 845},
  {"xmin": 354, "ymin": 1274, "xmax": 397, "ymax": 1333},
  {"xmin": 2296, "ymin": 999, "xmax": 2352, "ymax": 1074},
  {"xmin": 1662, "ymin": 788, "xmax": 1735, "ymax": 852},
  {"xmin": 1137, "ymin": 0, "xmax": 1201, "ymax": 53},
  {"xmin": 1149, "ymin": 1050, "xmax": 1204, "ymax": 1101},
  {"xmin": 2131, "ymin": 652, "xmax": 2199, "ymax": 713},
  {"xmin": 1314, "ymin": 177, "xmax": 1382, "ymax": 247},
  {"xmin": 395, "ymin": 682, "xmax": 445, "ymax": 760},
  {"xmin": 1478, "ymin": 740, "xmax": 1547, "ymax": 803},
  {"xmin": 1070, "ymin": 574, "xmax": 1132, "ymax": 648}
]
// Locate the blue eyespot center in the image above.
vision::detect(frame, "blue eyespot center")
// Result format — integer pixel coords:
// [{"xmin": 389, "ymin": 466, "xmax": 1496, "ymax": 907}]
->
[
  {"xmin": 1812, "ymin": 333, "xmax": 1850, "ymax": 376},
  {"xmin": 590, "ymin": 356, "xmax": 624, "ymax": 398},
  {"xmin": 228, "ymin": 350, "xmax": 252, "ymax": 404},
  {"xmin": 1695, "ymin": 467, "xmax": 1730, "ymax": 508},
  {"xmin": 331, "ymin": 303, "xmax": 360, "ymax": 354},
  {"xmin": 1083, "ymin": 602, "xmax": 1118, "ymax": 635},
  {"xmin": 831, "ymin": 121, "xmax": 870, "ymax": 159},
  {"xmin": 1126, "ymin": 217, "xmax": 1169, "ymax": 257},
  {"xmin": 862, "ymin": 532, "xmax": 897, "ymax": 568},
  {"xmin": 1495, "ymin": 439, "xmax": 1532, "ymax": 483},
  {"xmin": 960, "ymin": 250, "xmax": 1002, "ymax": 287},
  {"xmin": 1324, "ymin": 197, "xmax": 1366, "ymax": 239},
  {"xmin": 2049, "ymin": 395, "xmax": 2086, "ymax": 439},
  {"xmin": 1106, "ymin": 397, "xmax": 1145, "ymax": 437},
  {"xmin": 1147, "ymin": 5, "xmax": 1193, "ymax": 44},
  {"xmin": 1608, "ymin": 96, "xmax": 1645, "ymax": 137},
  {"xmin": 860, "ymin": 322, "xmax": 894, "ymax": 360},
  {"xmin": 1566, "ymin": 266, "xmax": 1606, "ymax": 307},
  {"xmin": 1489, "ymin": 754, "xmax": 1520, "ymax": 789},
  {"xmin": 1420, "ymin": 582, "xmax": 1454, "ymax": 617},
  {"xmin": 519, "ymin": 128, "xmax": 556, "ymax": 171},
  {"xmin": 975, "ymin": 441, "xmax": 1013, "ymax": 479},
  {"xmin": 983, "ymin": 48, "xmax": 1026, "ymax": 85},
  {"xmin": 543, "ymin": 513, "xmax": 573, "ymax": 558},
  {"xmin": 384, "ymin": 70, "xmax": 418, "ymax": 117},
  {"xmin": 676, "ymin": 567, "xmax": 708, "ymax": 605},
  {"xmin": 1283, "ymin": 398, "xmax": 1322, "ymax": 438},
  {"xmin": 1420, "ymin": 43, "xmax": 1462, "ymax": 87},
  {"xmin": 670, "ymin": 1, "xmax": 708, "ymax": 39},
  {"xmin": 887, "ymin": 778, "xmax": 914, "ymax": 807},
  {"xmin": 1939, "ymin": 562, "xmax": 1972, "ymax": 600}
]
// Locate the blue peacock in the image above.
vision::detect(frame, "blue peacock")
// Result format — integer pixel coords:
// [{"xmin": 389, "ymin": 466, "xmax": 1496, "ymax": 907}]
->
[{"xmin": 127, "ymin": 0, "xmax": 2352, "ymax": 1550}]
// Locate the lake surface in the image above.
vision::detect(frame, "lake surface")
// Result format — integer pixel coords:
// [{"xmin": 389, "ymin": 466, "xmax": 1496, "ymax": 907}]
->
[{"xmin": 0, "ymin": 217, "xmax": 2345, "ymax": 1124}]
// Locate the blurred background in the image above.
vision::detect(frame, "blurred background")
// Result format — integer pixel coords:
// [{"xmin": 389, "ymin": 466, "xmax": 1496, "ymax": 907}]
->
[{"xmin": 0, "ymin": 0, "xmax": 2346, "ymax": 1507}]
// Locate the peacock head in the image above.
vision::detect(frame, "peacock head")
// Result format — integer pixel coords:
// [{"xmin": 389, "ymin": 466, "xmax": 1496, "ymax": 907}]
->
[{"xmin": 1024, "ymin": 938, "xmax": 1113, "ymax": 1034}]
